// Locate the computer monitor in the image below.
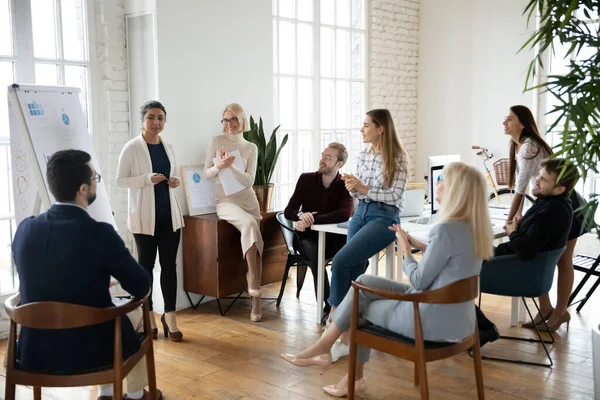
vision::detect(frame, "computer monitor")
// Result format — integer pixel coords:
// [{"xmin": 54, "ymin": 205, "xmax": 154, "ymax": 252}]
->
[{"xmin": 428, "ymin": 154, "xmax": 460, "ymax": 214}]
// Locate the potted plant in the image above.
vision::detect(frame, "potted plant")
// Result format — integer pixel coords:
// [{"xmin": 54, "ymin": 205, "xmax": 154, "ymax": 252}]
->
[
  {"xmin": 243, "ymin": 116, "xmax": 288, "ymax": 212},
  {"xmin": 522, "ymin": 0, "xmax": 599, "ymax": 222}
]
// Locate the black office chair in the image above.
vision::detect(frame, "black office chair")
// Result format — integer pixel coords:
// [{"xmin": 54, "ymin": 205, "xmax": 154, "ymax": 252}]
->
[
  {"xmin": 569, "ymin": 253, "xmax": 600, "ymax": 312},
  {"xmin": 275, "ymin": 212, "xmax": 332, "ymax": 307}
]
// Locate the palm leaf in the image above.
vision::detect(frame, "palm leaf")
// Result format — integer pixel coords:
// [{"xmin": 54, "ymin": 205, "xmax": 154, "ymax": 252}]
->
[
  {"xmin": 523, "ymin": 0, "xmax": 600, "ymax": 239},
  {"xmin": 267, "ymin": 132, "xmax": 288, "ymax": 184}
]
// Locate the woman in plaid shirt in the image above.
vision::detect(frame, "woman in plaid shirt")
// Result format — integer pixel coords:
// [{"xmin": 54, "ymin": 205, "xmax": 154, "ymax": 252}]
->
[
  {"xmin": 333, "ymin": 109, "xmax": 408, "ymax": 305},
  {"xmin": 324, "ymin": 109, "xmax": 409, "ymax": 362}
]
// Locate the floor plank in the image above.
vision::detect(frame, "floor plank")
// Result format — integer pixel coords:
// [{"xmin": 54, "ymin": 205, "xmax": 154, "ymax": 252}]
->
[{"xmin": 1, "ymin": 263, "xmax": 599, "ymax": 399}]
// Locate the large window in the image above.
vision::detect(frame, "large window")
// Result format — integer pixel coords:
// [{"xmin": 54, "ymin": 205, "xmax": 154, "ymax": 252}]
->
[
  {"xmin": 272, "ymin": 0, "xmax": 366, "ymax": 207},
  {"xmin": 0, "ymin": 0, "xmax": 90, "ymax": 294},
  {"xmin": 543, "ymin": 8, "xmax": 599, "ymax": 199}
]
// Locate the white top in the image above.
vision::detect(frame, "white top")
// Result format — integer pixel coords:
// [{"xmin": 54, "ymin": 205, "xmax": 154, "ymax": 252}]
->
[
  {"xmin": 203, "ymin": 133, "xmax": 258, "ymax": 202},
  {"xmin": 351, "ymin": 147, "xmax": 408, "ymax": 211},
  {"xmin": 515, "ymin": 138, "xmax": 550, "ymax": 195},
  {"xmin": 116, "ymin": 134, "xmax": 184, "ymax": 235}
]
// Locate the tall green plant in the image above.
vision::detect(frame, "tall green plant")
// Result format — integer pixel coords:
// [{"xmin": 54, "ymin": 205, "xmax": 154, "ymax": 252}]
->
[
  {"xmin": 522, "ymin": 0, "xmax": 599, "ymax": 220},
  {"xmin": 243, "ymin": 116, "xmax": 288, "ymax": 186}
]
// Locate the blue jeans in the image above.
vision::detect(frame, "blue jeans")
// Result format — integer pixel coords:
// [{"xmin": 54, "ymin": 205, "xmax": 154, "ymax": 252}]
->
[{"xmin": 328, "ymin": 200, "xmax": 400, "ymax": 307}]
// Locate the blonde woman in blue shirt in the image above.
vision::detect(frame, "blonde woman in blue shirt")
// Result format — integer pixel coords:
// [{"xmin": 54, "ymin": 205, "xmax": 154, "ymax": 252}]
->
[{"xmin": 282, "ymin": 162, "xmax": 493, "ymax": 397}]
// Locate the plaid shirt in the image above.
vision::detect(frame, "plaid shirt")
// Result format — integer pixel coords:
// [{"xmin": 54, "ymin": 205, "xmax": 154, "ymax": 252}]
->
[{"xmin": 351, "ymin": 148, "xmax": 408, "ymax": 211}]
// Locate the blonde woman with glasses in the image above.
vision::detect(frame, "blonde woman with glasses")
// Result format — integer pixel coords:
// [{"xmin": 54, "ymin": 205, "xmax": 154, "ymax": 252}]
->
[
  {"xmin": 281, "ymin": 162, "xmax": 494, "ymax": 397},
  {"xmin": 204, "ymin": 103, "xmax": 264, "ymax": 322}
]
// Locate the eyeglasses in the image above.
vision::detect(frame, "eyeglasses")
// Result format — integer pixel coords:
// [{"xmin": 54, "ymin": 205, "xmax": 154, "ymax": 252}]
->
[
  {"xmin": 320, "ymin": 154, "xmax": 337, "ymax": 162},
  {"xmin": 91, "ymin": 172, "xmax": 101, "ymax": 183},
  {"xmin": 221, "ymin": 117, "xmax": 239, "ymax": 125}
]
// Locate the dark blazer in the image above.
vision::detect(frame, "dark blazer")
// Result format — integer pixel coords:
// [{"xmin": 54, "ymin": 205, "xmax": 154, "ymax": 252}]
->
[
  {"xmin": 495, "ymin": 193, "xmax": 573, "ymax": 260},
  {"xmin": 284, "ymin": 172, "xmax": 354, "ymax": 224},
  {"xmin": 12, "ymin": 204, "xmax": 150, "ymax": 373}
]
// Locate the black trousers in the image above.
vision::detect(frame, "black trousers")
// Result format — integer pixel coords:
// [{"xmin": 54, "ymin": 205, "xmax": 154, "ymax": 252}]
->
[
  {"xmin": 133, "ymin": 218, "xmax": 181, "ymax": 312},
  {"xmin": 299, "ymin": 230, "xmax": 348, "ymax": 313}
]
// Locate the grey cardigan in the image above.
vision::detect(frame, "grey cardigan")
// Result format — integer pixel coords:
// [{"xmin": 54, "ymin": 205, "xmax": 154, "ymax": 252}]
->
[{"xmin": 394, "ymin": 220, "xmax": 482, "ymax": 342}]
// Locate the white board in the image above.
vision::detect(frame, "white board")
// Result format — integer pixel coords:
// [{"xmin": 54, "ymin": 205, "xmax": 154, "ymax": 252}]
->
[
  {"xmin": 8, "ymin": 84, "xmax": 116, "ymax": 228},
  {"xmin": 180, "ymin": 164, "xmax": 215, "ymax": 216}
]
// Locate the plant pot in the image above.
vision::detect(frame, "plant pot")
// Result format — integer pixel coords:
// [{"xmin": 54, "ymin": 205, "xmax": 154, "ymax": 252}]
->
[{"xmin": 253, "ymin": 184, "xmax": 274, "ymax": 213}]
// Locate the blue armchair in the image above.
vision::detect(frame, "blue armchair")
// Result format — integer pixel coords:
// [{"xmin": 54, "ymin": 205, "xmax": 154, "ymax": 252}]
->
[{"xmin": 478, "ymin": 247, "xmax": 565, "ymax": 367}]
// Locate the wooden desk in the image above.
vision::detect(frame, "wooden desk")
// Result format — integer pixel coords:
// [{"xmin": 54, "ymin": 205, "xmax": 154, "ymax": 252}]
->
[{"xmin": 182, "ymin": 211, "xmax": 288, "ymax": 309}]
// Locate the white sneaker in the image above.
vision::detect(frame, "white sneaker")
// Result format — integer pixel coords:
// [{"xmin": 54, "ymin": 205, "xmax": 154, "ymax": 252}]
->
[{"xmin": 330, "ymin": 339, "xmax": 349, "ymax": 363}]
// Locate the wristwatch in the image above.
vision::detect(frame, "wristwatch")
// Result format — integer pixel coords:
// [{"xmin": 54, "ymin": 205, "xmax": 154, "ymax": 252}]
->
[{"xmin": 297, "ymin": 211, "xmax": 304, "ymax": 219}]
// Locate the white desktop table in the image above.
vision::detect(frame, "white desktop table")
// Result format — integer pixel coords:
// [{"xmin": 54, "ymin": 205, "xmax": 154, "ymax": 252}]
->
[
  {"xmin": 310, "ymin": 223, "xmax": 398, "ymax": 323},
  {"xmin": 310, "ymin": 205, "xmax": 525, "ymax": 326}
]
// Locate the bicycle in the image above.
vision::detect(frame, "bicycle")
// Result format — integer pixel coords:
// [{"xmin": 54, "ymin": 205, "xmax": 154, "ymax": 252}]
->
[{"xmin": 471, "ymin": 145, "xmax": 534, "ymax": 206}]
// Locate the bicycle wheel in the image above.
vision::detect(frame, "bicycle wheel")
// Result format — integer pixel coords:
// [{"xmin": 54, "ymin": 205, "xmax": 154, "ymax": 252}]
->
[{"xmin": 489, "ymin": 188, "xmax": 534, "ymax": 208}]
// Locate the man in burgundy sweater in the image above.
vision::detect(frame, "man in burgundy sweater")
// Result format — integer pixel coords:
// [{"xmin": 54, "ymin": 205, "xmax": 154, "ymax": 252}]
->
[{"xmin": 284, "ymin": 142, "xmax": 354, "ymax": 324}]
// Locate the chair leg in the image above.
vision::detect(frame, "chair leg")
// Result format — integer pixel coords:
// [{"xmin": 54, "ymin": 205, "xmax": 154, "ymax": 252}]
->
[
  {"xmin": 5, "ymin": 321, "xmax": 17, "ymax": 400},
  {"xmin": 471, "ymin": 330, "xmax": 485, "ymax": 400},
  {"xmin": 569, "ymin": 272, "xmax": 592, "ymax": 307},
  {"xmin": 33, "ymin": 386, "xmax": 41, "ymax": 400},
  {"xmin": 146, "ymin": 344, "xmax": 158, "ymax": 399},
  {"xmin": 475, "ymin": 297, "xmax": 554, "ymax": 367},
  {"xmin": 576, "ymin": 276, "xmax": 600, "ymax": 313},
  {"xmin": 347, "ymin": 339, "xmax": 358, "ymax": 399},
  {"xmin": 413, "ymin": 363, "xmax": 419, "ymax": 387},
  {"xmin": 277, "ymin": 259, "xmax": 293, "ymax": 307},
  {"xmin": 417, "ymin": 358, "xmax": 429, "ymax": 399},
  {"xmin": 296, "ymin": 265, "xmax": 308, "ymax": 298},
  {"xmin": 114, "ymin": 381, "xmax": 123, "ymax": 400},
  {"xmin": 5, "ymin": 382, "xmax": 16, "ymax": 400}
]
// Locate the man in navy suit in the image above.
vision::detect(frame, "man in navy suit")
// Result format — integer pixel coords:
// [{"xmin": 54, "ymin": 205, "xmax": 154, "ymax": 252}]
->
[{"xmin": 11, "ymin": 150, "xmax": 160, "ymax": 400}]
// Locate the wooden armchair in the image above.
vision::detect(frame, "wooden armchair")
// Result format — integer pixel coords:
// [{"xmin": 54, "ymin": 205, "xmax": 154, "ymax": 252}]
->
[
  {"xmin": 347, "ymin": 276, "xmax": 484, "ymax": 400},
  {"xmin": 4, "ymin": 293, "xmax": 158, "ymax": 400}
]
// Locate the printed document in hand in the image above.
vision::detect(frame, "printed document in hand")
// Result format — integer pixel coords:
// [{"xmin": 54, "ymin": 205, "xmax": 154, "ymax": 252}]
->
[{"xmin": 213, "ymin": 150, "xmax": 247, "ymax": 196}]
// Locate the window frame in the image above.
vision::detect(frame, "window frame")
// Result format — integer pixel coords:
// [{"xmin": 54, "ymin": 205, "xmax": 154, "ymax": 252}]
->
[
  {"xmin": 272, "ymin": 0, "xmax": 368, "ymax": 208},
  {"xmin": 1, "ymin": 0, "xmax": 92, "ymax": 134}
]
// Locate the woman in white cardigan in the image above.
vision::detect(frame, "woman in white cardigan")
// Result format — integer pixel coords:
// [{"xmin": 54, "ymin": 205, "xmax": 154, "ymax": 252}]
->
[{"xmin": 116, "ymin": 100, "xmax": 185, "ymax": 342}]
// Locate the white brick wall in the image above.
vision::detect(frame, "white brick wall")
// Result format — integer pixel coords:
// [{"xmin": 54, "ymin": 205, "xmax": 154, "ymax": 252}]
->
[
  {"xmin": 368, "ymin": 0, "xmax": 420, "ymax": 180},
  {"xmin": 93, "ymin": 0, "xmax": 132, "ymax": 247},
  {"xmin": 91, "ymin": 0, "xmax": 421, "ymax": 242}
]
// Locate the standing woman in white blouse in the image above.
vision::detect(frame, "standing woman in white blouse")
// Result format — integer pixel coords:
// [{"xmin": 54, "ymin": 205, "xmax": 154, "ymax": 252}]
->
[
  {"xmin": 203, "ymin": 103, "xmax": 264, "ymax": 322},
  {"xmin": 503, "ymin": 105, "xmax": 592, "ymax": 332},
  {"xmin": 116, "ymin": 100, "xmax": 185, "ymax": 342},
  {"xmin": 503, "ymin": 105, "xmax": 553, "ymax": 224}
]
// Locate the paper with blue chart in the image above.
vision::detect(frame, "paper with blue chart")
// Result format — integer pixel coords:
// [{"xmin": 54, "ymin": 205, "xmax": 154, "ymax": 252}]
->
[
  {"xmin": 7, "ymin": 84, "xmax": 116, "ymax": 228},
  {"xmin": 181, "ymin": 164, "xmax": 215, "ymax": 216}
]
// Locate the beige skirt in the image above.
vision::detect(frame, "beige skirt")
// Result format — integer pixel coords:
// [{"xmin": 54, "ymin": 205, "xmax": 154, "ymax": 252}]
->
[{"xmin": 216, "ymin": 196, "xmax": 263, "ymax": 258}]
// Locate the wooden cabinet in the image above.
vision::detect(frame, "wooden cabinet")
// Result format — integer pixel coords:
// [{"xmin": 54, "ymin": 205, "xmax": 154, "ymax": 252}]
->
[{"xmin": 182, "ymin": 211, "xmax": 288, "ymax": 299}]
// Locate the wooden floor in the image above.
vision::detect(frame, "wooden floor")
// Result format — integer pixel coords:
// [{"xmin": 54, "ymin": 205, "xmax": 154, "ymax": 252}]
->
[{"xmin": 1, "ymin": 267, "xmax": 599, "ymax": 400}]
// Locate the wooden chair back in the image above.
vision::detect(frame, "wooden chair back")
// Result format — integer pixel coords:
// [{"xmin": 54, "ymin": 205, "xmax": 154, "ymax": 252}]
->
[
  {"xmin": 4, "ymin": 293, "xmax": 158, "ymax": 400},
  {"xmin": 347, "ymin": 276, "xmax": 485, "ymax": 400}
]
